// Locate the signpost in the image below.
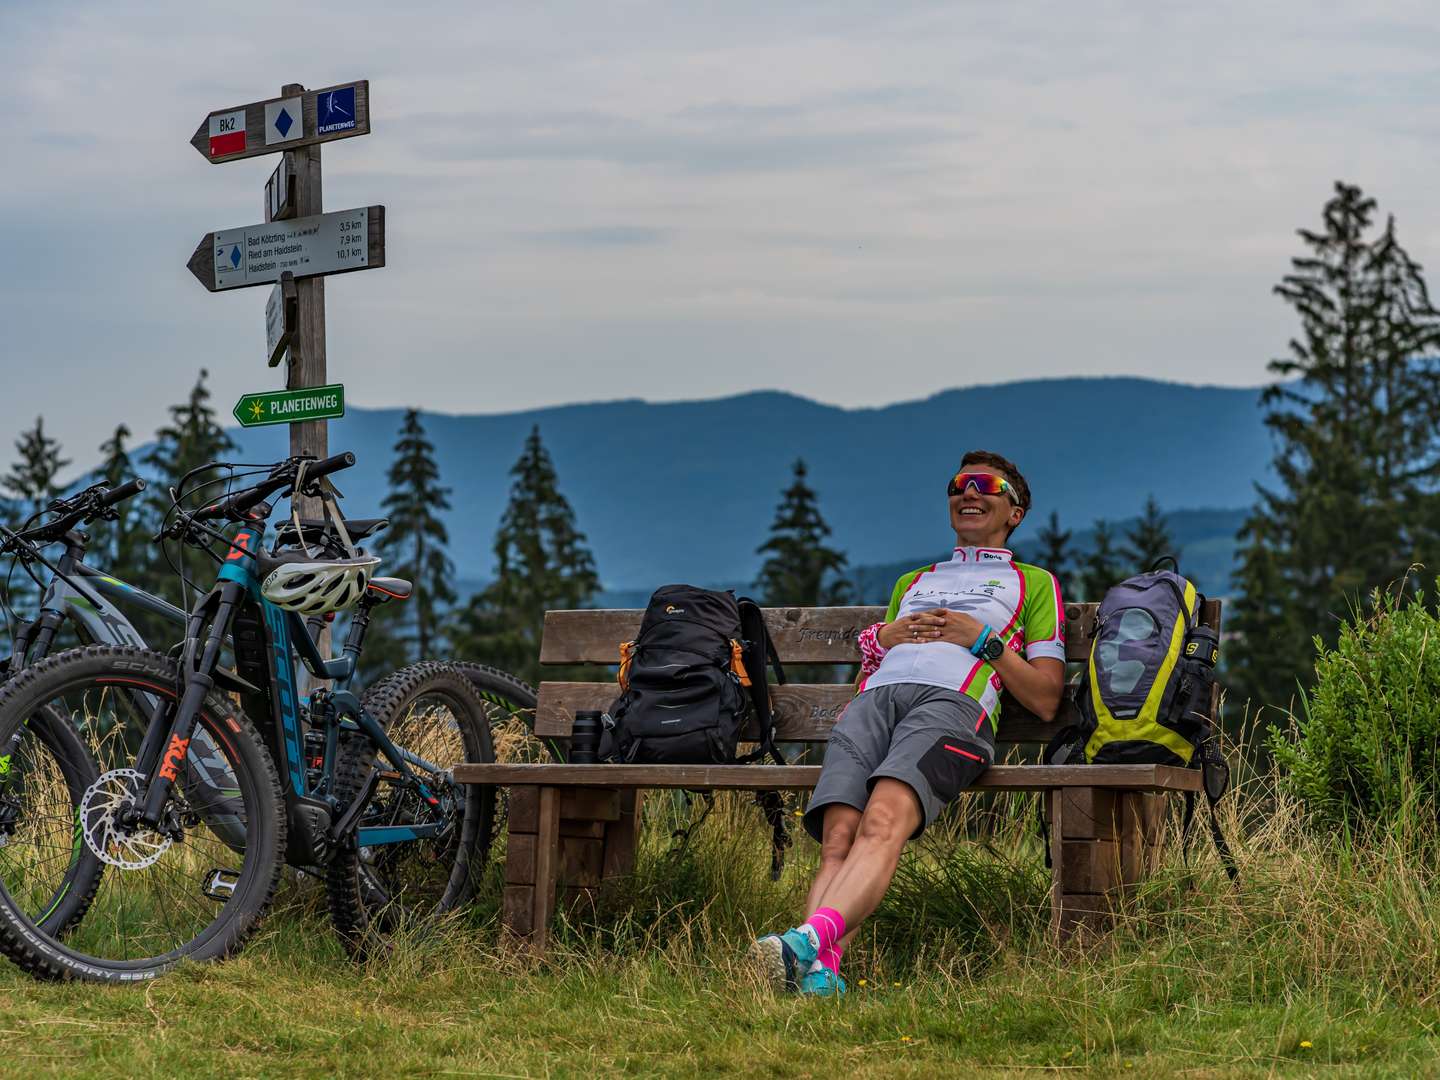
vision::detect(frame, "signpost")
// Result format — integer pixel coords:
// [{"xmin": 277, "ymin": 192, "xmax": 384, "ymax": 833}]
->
[
  {"xmin": 186, "ymin": 206, "xmax": 385, "ymax": 292},
  {"xmin": 265, "ymin": 274, "xmax": 298, "ymax": 367},
  {"xmin": 189, "ymin": 81, "xmax": 370, "ymax": 164},
  {"xmin": 232, "ymin": 384, "xmax": 345, "ymax": 428},
  {"xmin": 189, "ymin": 77, "xmax": 382, "ymax": 547}
]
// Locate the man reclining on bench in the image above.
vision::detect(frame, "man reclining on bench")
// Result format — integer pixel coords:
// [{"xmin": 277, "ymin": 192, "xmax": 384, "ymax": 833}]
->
[{"xmin": 751, "ymin": 450, "xmax": 1066, "ymax": 996}]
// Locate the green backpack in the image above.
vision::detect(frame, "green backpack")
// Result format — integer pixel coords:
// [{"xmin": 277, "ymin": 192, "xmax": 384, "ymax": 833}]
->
[{"xmin": 1046, "ymin": 561, "xmax": 1236, "ymax": 880}]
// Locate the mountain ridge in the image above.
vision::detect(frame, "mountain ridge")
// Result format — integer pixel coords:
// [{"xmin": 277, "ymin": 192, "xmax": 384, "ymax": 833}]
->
[{"xmin": 141, "ymin": 376, "xmax": 1270, "ymax": 588}]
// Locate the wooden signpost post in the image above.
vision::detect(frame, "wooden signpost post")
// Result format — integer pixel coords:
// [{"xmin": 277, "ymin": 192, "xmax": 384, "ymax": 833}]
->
[{"xmin": 188, "ymin": 79, "xmax": 381, "ymax": 503}]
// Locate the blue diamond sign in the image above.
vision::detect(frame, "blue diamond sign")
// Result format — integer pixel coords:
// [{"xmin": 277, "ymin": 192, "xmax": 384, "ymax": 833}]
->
[{"xmin": 264, "ymin": 97, "xmax": 302, "ymax": 146}]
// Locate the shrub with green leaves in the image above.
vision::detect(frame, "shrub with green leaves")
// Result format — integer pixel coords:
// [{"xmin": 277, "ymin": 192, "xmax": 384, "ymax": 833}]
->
[{"xmin": 1268, "ymin": 586, "xmax": 1440, "ymax": 836}]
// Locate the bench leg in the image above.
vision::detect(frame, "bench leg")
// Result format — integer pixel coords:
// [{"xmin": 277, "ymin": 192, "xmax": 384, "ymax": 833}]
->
[
  {"xmin": 1050, "ymin": 787, "xmax": 1168, "ymax": 940},
  {"xmin": 1051, "ymin": 786, "xmax": 1119, "ymax": 939},
  {"xmin": 502, "ymin": 785, "xmax": 561, "ymax": 952}
]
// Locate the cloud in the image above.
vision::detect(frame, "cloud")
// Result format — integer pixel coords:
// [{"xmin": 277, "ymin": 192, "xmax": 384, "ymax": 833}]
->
[{"xmin": 4, "ymin": 1, "xmax": 1440, "ymax": 478}]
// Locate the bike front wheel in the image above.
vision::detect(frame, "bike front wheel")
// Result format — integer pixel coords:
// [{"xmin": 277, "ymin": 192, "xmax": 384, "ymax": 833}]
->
[{"xmin": 0, "ymin": 646, "xmax": 285, "ymax": 982}]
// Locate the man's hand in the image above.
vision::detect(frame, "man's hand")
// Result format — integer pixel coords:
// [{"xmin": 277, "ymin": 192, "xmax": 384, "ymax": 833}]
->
[
  {"xmin": 877, "ymin": 611, "xmax": 946, "ymax": 648},
  {"xmin": 930, "ymin": 609, "xmax": 987, "ymax": 650}
]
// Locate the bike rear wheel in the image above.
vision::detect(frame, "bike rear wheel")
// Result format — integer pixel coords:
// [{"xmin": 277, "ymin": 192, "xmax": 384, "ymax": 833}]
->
[
  {"xmin": 0, "ymin": 646, "xmax": 285, "ymax": 982},
  {"xmin": 327, "ymin": 661, "xmax": 529, "ymax": 954}
]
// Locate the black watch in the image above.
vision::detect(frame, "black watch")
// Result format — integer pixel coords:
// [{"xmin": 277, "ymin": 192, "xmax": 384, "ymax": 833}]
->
[{"xmin": 976, "ymin": 630, "xmax": 1005, "ymax": 662}]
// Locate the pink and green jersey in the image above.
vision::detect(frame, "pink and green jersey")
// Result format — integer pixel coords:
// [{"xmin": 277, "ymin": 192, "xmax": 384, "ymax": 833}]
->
[{"xmin": 858, "ymin": 546, "xmax": 1065, "ymax": 731}]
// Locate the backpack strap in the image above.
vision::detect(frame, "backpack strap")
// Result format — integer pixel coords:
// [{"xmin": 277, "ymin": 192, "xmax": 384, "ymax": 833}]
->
[
  {"xmin": 736, "ymin": 597, "xmax": 787, "ymax": 767},
  {"xmin": 1181, "ymin": 735, "xmax": 1239, "ymax": 884}
]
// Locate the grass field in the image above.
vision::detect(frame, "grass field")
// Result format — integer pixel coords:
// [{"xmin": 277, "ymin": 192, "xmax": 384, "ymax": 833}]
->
[{"xmin": 4, "ymin": 753, "xmax": 1440, "ymax": 1078}]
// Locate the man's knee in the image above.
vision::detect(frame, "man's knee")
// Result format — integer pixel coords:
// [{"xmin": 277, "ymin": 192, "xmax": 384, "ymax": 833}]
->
[{"xmin": 856, "ymin": 780, "xmax": 921, "ymax": 847}]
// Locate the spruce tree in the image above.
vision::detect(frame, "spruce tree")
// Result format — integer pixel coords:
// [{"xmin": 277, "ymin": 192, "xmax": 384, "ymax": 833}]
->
[
  {"xmin": 451, "ymin": 426, "xmax": 600, "ymax": 685},
  {"xmin": 1079, "ymin": 520, "xmax": 1122, "ymax": 602},
  {"xmin": 142, "ymin": 370, "xmax": 237, "ymax": 603},
  {"xmin": 1033, "ymin": 510, "xmax": 1073, "ymax": 600},
  {"xmin": 90, "ymin": 424, "xmax": 145, "ymax": 571},
  {"xmin": 372, "ymin": 409, "xmax": 455, "ymax": 666},
  {"xmin": 1230, "ymin": 182, "xmax": 1440, "ymax": 709},
  {"xmin": 1121, "ymin": 495, "xmax": 1180, "ymax": 577},
  {"xmin": 4, "ymin": 417, "xmax": 70, "ymax": 519},
  {"xmin": 753, "ymin": 459, "xmax": 852, "ymax": 606}
]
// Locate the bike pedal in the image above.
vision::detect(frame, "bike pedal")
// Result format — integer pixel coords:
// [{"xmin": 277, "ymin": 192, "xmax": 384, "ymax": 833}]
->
[{"xmin": 202, "ymin": 867, "xmax": 241, "ymax": 902}]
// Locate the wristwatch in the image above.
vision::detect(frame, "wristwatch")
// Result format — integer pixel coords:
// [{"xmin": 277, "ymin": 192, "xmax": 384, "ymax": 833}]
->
[{"xmin": 973, "ymin": 627, "xmax": 1005, "ymax": 663}]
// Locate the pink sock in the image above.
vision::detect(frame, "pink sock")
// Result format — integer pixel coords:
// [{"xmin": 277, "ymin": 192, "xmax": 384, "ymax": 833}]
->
[
  {"xmin": 803, "ymin": 907, "xmax": 847, "ymax": 953},
  {"xmin": 816, "ymin": 944, "xmax": 844, "ymax": 973}
]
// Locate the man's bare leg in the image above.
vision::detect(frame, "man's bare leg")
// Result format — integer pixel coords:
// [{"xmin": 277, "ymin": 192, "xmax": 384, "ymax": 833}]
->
[
  {"xmin": 804, "ymin": 804, "xmax": 861, "ymax": 918},
  {"xmin": 809, "ymin": 779, "xmax": 921, "ymax": 929}
]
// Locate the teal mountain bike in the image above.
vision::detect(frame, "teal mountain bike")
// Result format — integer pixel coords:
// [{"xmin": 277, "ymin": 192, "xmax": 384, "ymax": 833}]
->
[{"xmin": 0, "ymin": 454, "xmax": 533, "ymax": 981}]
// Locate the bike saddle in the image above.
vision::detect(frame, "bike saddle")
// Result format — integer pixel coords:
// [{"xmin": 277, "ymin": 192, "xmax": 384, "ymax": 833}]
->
[
  {"xmin": 273, "ymin": 516, "xmax": 388, "ymax": 548},
  {"xmin": 367, "ymin": 576, "xmax": 413, "ymax": 600}
]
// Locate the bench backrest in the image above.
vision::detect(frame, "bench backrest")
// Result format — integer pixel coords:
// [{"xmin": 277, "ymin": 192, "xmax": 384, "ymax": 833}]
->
[{"xmin": 532, "ymin": 600, "xmax": 1223, "ymax": 747}]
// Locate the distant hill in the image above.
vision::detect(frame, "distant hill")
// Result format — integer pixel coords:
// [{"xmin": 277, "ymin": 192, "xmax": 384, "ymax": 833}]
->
[
  {"xmin": 852, "ymin": 506, "xmax": 1251, "ymax": 604},
  {"xmin": 210, "ymin": 376, "xmax": 1269, "ymax": 589}
]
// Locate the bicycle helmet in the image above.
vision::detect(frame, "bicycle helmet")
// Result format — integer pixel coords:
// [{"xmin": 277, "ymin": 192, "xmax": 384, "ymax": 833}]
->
[{"xmin": 258, "ymin": 550, "xmax": 382, "ymax": 616}]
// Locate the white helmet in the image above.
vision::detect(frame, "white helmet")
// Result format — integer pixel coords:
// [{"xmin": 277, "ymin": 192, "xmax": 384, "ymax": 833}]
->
[{"xmin": 259, "ymin": 552, "xmax": 381, "ymax": 616}]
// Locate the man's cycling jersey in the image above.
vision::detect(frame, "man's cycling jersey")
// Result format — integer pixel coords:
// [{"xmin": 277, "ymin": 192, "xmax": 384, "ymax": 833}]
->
[{"xmin": 857, "ymin": 546, "xmax": 1065, "ymax": 731}]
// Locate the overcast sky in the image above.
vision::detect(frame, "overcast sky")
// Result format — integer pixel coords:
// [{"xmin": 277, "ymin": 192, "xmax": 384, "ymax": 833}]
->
[{"xmin": 4, "ymin": 1, "xmax": 1440, "ymax": 474}]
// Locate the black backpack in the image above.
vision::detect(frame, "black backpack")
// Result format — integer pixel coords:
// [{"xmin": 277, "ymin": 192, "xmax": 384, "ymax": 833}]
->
[{"xmin": 602, "ymin": 585, "xmax": 785, "ymax": 766}]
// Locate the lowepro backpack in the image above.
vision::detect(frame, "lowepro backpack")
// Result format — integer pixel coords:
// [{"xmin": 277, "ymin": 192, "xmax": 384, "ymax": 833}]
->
[
  {"xmin": 602, "ymin": 585, "xmax": 786, "ymax": 767},
  {"xmin": 1044, "ymin": 560, "xmax": 1237, "ymax": 881}
]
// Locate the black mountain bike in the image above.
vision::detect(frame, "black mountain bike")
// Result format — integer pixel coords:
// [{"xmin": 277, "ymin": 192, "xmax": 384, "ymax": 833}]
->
[{"xmin": 0, "ymin": 453, "xmax": 532, "ymax": 981}]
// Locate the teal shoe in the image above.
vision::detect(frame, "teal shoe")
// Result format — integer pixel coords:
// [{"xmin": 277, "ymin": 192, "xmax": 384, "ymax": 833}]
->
[
  {"xmin": 749, "ymin": 928, "xmax": 818, "ymax": 991},
  {"xmin": 798, "ymin": 966, "xmax": 846, "ymax": 997}
]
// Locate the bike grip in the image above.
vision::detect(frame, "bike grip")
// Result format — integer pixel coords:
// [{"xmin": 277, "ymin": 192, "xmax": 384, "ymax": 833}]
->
[
  {"xmin": 309, "ymin": 451, "xmax": 356, "ymax": 479},
  {"xmin": 98, "ymin": 477, "xmax": 147, "ymax": 508}
]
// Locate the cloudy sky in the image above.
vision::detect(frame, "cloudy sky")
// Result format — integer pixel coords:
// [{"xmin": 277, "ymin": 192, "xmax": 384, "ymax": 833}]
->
[{"xmin": 4, "ymin": 1, "xmax": 1440, "ymax": 472}]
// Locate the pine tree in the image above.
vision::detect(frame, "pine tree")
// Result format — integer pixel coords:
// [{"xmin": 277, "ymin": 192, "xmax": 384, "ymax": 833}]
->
[
  {"xmin": 1230, "ymin": 182, "xmax": 1440, "ymax": 709},
  {"xmin": 753, "ymin": 459, "xmax": 852, "ymax": 606},
  {"xmin": 371, "ymin": 409, "xmax": 455, "ymax": 666},
  {"xmin": 90, "ymin": 424, "xmax": 145, "ymax": 571},
  {"xmin": 1033, "ymin": 510, "xmax": 1073, "ymax": 600},
  {"xmin": 1079, "ymin": 520, "xmax": 1121, "ymax": 602},
  {"xmin": 450, "ymin": 426, "xmax": 600, "ymax": 685},
  {"xmin": 142, "ymin": 369, "xmax": 237, "ymax": 603},
  {"xmin": 4, "ymin": 417, "xmax": 70, "ymax": 520},
  {"xmin": 1121, "ymin": 495, "xmax": 1180, "ymax": 577}
]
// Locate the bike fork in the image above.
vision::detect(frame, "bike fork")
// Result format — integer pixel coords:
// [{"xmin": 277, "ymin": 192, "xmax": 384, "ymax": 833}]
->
[{"xmin": 133, "ymin": 587, "xmax": 242, "ymax": 829}]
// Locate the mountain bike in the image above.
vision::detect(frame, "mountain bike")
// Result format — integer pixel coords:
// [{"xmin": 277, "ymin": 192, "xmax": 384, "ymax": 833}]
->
[{"xmin": 0, "ymin": 453, "xmax": 532, "ymax": 981}]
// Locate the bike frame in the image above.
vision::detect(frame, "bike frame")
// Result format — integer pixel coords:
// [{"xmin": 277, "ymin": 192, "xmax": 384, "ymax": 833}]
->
[{"xmin": 128, "ymin": 514, "xmax": 446, "ymax": 854}]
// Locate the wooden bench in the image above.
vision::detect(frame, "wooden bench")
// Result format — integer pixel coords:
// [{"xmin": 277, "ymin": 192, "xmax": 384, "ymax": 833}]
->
[{"xmin": 454, "ymin": 600, "xmax": 1221, "ymax": 951}]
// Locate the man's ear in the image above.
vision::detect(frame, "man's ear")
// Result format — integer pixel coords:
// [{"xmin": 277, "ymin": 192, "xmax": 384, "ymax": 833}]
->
[{"xmin": 1010, "ymin": 506, "xmax": 1025, "ymax": 530}]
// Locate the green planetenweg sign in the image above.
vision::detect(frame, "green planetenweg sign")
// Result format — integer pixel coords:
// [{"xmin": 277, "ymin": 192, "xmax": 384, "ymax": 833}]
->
[{"xmin": 233, "ymin": 384, "xmax": 345, "ymax": 428}]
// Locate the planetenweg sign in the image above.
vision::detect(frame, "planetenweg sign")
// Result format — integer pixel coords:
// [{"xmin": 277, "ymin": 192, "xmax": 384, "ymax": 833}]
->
[
  {"xmin": 187, "ymin": 206, "xmax": 385, "ymax": 292},
  {"xmin": 190, "ymin": 82, "xmax": 371, "ymax": 164},
  {"xmin": 233, "ymin": 384, "xmax": 345, "ymax": 428}
]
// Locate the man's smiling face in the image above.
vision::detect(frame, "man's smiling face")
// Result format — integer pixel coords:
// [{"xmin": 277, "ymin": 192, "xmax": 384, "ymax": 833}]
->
[{"xmin": 949, "ymin": 465, "xmax": 1024, "ymax": 547}]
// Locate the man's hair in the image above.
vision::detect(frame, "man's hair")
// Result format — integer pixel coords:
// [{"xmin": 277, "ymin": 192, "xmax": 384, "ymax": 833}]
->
[{"xmin": 959, "ymin": 449, "xmax": 1032, "ymax": 513}]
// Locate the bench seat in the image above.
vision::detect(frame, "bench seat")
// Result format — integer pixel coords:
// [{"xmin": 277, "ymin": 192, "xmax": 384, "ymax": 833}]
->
[{"xmin": 454, "ymin": 762, "xmax": 1203, "ymax": 793}]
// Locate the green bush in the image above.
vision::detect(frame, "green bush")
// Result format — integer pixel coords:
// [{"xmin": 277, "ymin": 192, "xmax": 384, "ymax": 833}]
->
[{"xmin": 1268, "ymin": 586, "xmax": 1440, "ymax": 836}]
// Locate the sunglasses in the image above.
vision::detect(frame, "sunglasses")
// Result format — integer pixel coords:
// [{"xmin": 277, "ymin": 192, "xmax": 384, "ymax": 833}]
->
[{"xmin": 947, "ymin": 472, "xmax": 1019, "ymax": 503}]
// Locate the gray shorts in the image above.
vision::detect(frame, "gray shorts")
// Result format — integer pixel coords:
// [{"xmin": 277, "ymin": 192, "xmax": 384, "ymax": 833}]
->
[{"xmin": 803, "ymin": 683, "xmax": 994, "ymax": 842}]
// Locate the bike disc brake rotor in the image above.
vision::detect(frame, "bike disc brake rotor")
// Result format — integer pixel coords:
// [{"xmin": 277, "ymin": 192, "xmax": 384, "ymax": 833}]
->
[{"xmin": 80, "ymin": 768, "xmax": 174, "ymax": 869}]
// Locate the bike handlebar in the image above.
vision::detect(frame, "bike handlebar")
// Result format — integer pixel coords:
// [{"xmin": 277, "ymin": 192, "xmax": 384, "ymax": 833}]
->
[
  {"xmin": 195, "ymin": 453, "xmax": 356, "ymax": 522},
  {"xmin": 98, "ymin": 477, "xmax": 146, "ymax": 509}
]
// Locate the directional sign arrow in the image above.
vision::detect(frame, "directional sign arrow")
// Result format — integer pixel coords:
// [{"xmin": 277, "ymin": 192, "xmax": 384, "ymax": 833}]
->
[
  {"xmin": 233, "ymin": 384, "xmax": 345, "ymax": 428},
  {"xmin": 188, "ymin": 206, "xmax": 385, "ymax": 292},
  {"xmin": 190, "ymin": 80, "xmax": 371, "ymax": 164}
]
